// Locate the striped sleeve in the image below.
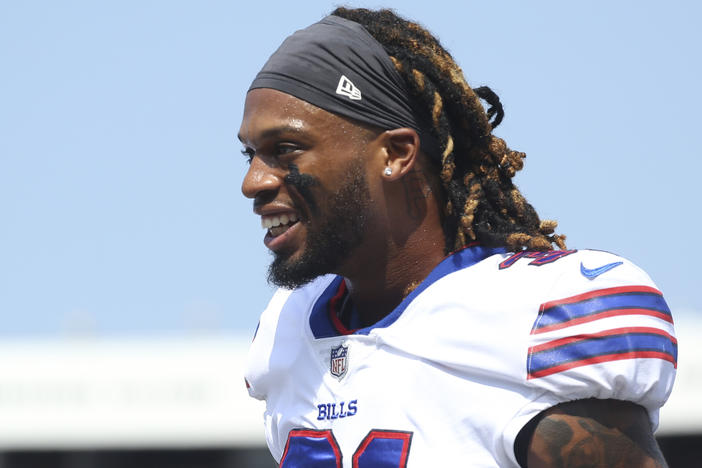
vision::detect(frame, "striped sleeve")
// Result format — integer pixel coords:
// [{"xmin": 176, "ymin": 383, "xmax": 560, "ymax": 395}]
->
[
  {"xmin": 527, "ymin": 285, "xmax": 677, "ymax": 379},
  {"xmin": 520, "ymin": 253, "xmax": 675, "ymax": 416},
  {"xmin": 518, "ymin": 256, "xmax": 677, "ymax": 434},
  {"xmin": 531, "ymin": 285, "xmax": 673, "ymax": 334},
  {"xmin": 500, "ymin": 251, "xmax": 677, "ymax": 466}
]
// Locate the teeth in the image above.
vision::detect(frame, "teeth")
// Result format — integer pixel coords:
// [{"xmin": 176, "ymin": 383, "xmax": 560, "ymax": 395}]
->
[
  {"xmin": 269, "ymin": 225, "xmax": 289, "ymax": 237},
  {"xmin": 261, "ymin": 213, "xmax": 299, "ymax": 230}
]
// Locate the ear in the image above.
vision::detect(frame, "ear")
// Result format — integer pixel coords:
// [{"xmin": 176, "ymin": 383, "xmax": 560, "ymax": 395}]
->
[{"xmin": 380, "ymin": 128, "xmax": 420, "ymax": 181}]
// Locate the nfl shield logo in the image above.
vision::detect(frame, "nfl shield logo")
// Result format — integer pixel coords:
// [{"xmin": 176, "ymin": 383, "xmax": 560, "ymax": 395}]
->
[{"xmin": 330, "ymin": 344, "xmax": 349, "ymax": 380}]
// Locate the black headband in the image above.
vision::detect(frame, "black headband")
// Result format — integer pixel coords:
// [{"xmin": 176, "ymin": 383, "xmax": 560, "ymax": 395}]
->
[{"xmin": 249, "ymin": 15, "xmax": 437, "ymax": 154}]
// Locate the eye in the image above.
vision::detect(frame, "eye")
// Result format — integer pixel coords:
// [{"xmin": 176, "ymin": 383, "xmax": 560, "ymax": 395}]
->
[
  {"xmin": 275, "ymin": 143, "xmax": 301, "ymax": 156},
  {"xmin": 241, "ymin": 147, "xmax": 255, "ymax": 164}
]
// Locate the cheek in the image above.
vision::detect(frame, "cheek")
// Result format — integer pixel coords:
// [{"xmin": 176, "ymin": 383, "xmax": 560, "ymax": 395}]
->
[
  {"xmin": 284, "ymin": 163, "xmax": 318, "ymax": 190},
  {"xmin": 284, "ymin": 163, "xmax": 322, "ymax": 214}
]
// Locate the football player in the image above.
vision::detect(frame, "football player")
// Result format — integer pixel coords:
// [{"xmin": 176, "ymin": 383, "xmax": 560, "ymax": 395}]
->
[{"xmin": 240, "ymin": 8, "xmax": 676, "ymax": 467}]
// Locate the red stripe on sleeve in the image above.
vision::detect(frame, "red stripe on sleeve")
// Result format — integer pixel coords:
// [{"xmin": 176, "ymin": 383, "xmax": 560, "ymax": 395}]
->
[{"xmin": 528, "ymin": 351, "xmax": 677, "ymax": 379}]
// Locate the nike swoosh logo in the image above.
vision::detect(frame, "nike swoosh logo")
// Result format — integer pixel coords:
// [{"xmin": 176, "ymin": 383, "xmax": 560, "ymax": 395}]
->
[{"xmin": 580, "ymin": 261, "xmax": 623, "ymax": 279}]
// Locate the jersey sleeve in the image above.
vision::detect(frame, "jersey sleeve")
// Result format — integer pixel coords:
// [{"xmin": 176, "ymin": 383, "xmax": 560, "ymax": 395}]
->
[{"xmin": 501, "ymin": 250, "xmax": 677, "ymax": 463}]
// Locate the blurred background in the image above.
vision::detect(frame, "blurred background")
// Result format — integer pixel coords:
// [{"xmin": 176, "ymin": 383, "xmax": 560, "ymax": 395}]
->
[{"xmin": 1, "ymin": 0, "xmax": 700, "ymax": 466}]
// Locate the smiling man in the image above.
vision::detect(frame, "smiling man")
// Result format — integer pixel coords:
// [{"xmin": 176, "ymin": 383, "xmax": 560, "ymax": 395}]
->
[{"xmin": 240, "ymin": 8, "xmax": 676, "ymax": 468}]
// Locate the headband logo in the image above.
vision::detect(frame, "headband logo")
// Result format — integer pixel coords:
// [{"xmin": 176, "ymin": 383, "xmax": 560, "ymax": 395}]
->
[{"xmin": 336, "ymin": 75, "xmax": 362, "ymax": 101}]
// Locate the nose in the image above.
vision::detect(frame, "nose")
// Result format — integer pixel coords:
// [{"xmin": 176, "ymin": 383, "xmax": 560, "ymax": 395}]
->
[{"xmin": 241, "ymin": 156, "xmax": 283, "ymax": 200}]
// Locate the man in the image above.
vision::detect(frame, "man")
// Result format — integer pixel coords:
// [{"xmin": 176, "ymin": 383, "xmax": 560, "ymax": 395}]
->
[{"xmin": 240, "ymin": 8, "xmax": 676, "ymax": 467}]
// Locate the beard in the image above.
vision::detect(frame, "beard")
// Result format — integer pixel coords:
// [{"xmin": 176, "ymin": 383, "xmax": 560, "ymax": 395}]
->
[{"xmin": 267, "ymin": 158, "xmax": 371, "ymax": 289}]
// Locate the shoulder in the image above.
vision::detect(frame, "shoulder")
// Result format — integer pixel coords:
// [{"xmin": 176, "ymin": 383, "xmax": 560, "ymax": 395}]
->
[
  {"xmin": 398, "ymin": 248, "xmax": 676, "ymax": 410},
  {"xmin": 481, "ymin": 250, "xmax": 676, "ymax": 465},
  {"xmin": 257, "ymin": 274, "xmax": 338, "ymax": 333},
  {"xmin": 466, "ymin": 248, "xmax": 666, "ymax": 327},
  {"xmin": 427, "ymin": 248, "xmax": 652, "ymax": 296},
  {"xmin": 517, "ymin": 249, "xmax": 676, "ymax": 427},
  {"xmin": 493, "ymin": 249, "xmax": 670, "ymax": 333},
  {"xmin": 406, "ymin": 248, "xmax": 658, "ymax": 327},
  {"xmin": 492, "ymin": 248, "xmax": 654, "ymax": 290},
  {"xmin": 245, "ymin": 275, "xmax": 336, "ymax": 400}
]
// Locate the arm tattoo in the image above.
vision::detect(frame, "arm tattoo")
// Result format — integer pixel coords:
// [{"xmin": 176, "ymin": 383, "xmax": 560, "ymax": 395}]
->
[
  {"xmin": 401, "ymin": 169, "xmax": 431, "ymax": 220},
  {"xmin": 539, "ymin": 418, "xmax": 573, "ymax": 467},
  {"xmin": 527, "ymin": 399, "xmax": 668, "ymax": 468}
]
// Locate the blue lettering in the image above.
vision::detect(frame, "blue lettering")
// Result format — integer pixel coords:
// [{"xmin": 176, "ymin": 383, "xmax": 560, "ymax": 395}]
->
[
  {"xmin": 347, "ymin": 400, "xmax": 357, "ymax": 416},
  {"xmin": 338, "ymin": 401, "xmax": 346, "ymax": 418},
  {"xmin": 317, "ymin": 404, "xmax": 327, "ymax": 421},
  {"xmin": 315, "ymin": 400, "xmax": 358, "ymax": 420}
]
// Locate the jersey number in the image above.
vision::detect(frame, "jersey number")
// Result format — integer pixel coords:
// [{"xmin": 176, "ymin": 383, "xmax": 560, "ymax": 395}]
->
[{"xmin": 280, "ymin": 428, "xmax": 413, "ymax": 468}]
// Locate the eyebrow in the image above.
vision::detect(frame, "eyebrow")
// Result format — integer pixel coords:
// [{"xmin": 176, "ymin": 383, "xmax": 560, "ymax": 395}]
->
[{"xmin": 237, "ymin": 125, "xmax": 307, "ymax": 144}]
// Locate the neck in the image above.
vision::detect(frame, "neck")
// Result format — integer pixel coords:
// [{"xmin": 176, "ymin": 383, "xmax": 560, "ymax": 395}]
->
[
  {"xmin": 341, "ymin": 221, "xmax": 446, "ymax": 329},
  {"xmin": 336, "ymin": 155, "xmax": 447, "ymax": 328}
]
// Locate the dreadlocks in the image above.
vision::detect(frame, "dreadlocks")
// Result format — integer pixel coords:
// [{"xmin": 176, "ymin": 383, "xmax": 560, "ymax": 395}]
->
[{"xmin": 332, "ymin": 7, "xmax": 566, "ymax": 252}]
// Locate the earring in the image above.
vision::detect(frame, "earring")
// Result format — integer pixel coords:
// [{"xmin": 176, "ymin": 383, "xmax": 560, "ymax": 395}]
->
[{"xmin": 383, "ymin": 167, "xmax": 393, "ymax": 176}]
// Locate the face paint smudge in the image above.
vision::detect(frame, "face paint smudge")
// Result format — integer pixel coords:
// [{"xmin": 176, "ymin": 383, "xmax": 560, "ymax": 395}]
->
[
  {"xmin": 269, "ymin": 157, "xmax": 371, "ymax": 289},
  {"xmin": 284, "ymin": 163, "xmax": 319, "ymax": 213}
]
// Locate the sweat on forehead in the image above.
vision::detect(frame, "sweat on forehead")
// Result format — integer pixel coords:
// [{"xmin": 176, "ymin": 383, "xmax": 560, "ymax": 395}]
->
[{"xmin": 248, "ymin": 15, "xmax": 421, "ymax": 134}]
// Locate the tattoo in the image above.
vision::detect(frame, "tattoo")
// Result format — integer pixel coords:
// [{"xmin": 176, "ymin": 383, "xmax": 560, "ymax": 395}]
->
[
  {"xmin": 567, "ymin": 419, "xmax": 633, "ymax": 467},
  {"xmin": 540, "ymin": 418, "xmax": 573, "ymax": 467},
  {"xmin": 284, "ymin": 163, "xmax": 319, "ymax": 213},
  {"xmin": 402, "ymin": 169, "xmax": 431, "ymax": 220},
  {"xmin": 528, "ymin": 399, "xmax": 668, "ymax": 468}
]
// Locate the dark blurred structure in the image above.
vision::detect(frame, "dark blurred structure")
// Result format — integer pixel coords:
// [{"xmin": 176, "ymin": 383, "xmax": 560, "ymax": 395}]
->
[
  {"xmin": 0, "ymin": 438, "xmax": 699, "ymax": 468},
  {"xmin": 0, "ymin": 448, "xmax": 275, "ymax": 468},
  {"xmin": 658, "ymin": 435, "xmax": 702, "ymax": 468}
]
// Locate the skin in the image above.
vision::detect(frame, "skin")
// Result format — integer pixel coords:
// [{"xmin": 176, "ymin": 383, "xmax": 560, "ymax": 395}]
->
[
  {"xmin": 238, "ymin": 88, "xmax": 667, "ymax": 466},
  {"xmin": 239, "ymin": 88, "xmax": 446, "ymax": 326},
  {"xmin": 525, "ymin": 399, "xmax": 668, "ymax": 468}
]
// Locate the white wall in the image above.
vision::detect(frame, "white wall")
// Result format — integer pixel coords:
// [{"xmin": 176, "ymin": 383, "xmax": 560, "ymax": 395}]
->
[
  {"xmin": 657, "ymin": 311, "xmax": 702, "ymax": 435},
  {"xmin": 0, "ymin": 335, "xmax": 265, "ymax": 449}
]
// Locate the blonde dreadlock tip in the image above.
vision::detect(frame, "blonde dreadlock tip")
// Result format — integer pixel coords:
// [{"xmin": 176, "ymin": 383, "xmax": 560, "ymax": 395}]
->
[
  {"xmin": 442, "ymin": 135, "xmax": 454, "ymax": 159},
  {"xmin": 411, "ymin": 68, "xmax": 425, "ymax": 91}
]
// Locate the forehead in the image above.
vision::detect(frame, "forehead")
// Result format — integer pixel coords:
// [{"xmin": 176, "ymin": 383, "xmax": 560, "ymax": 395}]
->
[{"xmin": 238, "ymin": 88, "xmax": 370, "ymax": 144}]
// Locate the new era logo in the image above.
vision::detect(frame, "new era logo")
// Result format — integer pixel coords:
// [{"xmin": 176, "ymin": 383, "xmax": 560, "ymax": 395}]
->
[{"xmin": 336, "ymin": 75, "xmax": 362, "ymax": 100}]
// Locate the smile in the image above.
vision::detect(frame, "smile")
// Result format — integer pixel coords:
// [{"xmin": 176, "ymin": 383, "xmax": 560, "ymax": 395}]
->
[{"xmin": 261, "ymin": 213, "xmax": 300, "ymax": 237}]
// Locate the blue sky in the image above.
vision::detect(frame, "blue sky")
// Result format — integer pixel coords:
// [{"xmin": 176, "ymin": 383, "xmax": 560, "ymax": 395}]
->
[{"xmin": 1, "ymin": 1, "xmax": 700, "ymax": 337}]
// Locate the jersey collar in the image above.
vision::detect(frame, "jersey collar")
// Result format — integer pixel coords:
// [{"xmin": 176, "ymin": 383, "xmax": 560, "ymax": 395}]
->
[{"xmin": 309, "ymin": 245, "xmax": 506, "ymax": 339}]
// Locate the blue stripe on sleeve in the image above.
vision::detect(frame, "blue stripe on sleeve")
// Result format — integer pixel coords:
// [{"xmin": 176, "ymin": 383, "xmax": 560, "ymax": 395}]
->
[
  {"xmin": 528, "ymin": 332, "xmax": 677, "ymax": 374},
  {"xmin": 536, "ymin": 293, "xmax": 671, "ymax": 330}
]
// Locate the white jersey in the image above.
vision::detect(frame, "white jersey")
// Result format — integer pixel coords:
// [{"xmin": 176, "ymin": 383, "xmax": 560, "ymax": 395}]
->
[{"xmin": 245, "ymin": 246, "xmax": 677, "ymax": 467}]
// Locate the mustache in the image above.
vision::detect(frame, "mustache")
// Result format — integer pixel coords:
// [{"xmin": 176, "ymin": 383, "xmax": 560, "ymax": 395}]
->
[{"xmin": 284, "ymin": 163, "xmax": 320, "ymax": 214}]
